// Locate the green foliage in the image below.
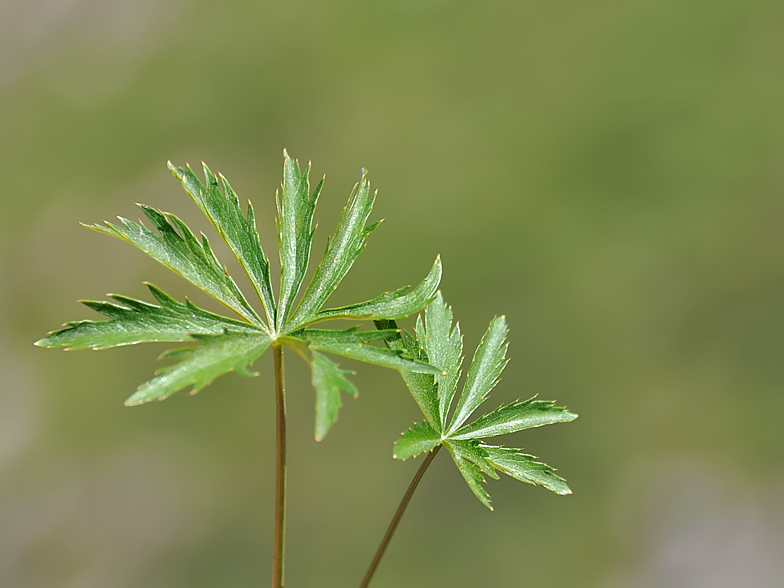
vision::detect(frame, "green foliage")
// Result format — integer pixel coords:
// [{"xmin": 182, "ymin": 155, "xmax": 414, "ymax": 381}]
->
[
  {"xmin": 385, "ymin": 293, "xmax": 577, "ymax": 508},
  {"xmin": 37, "ymin": 151, "xmax": 442, "ymax": 439}
]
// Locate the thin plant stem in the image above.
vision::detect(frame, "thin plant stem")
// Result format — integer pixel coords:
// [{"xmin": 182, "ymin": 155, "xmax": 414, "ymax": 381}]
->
[
  {"xmin": 272, "ymin": 344, "xmax": 287, "ymax": 588},
  {"xmin": 359, "ymin": 444, "xmax": 442, "ymax": 588}
]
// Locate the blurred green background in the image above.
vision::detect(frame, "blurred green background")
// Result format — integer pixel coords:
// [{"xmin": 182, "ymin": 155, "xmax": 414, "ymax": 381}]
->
[{"xmin": 2, "ymin": 1, "xmax": 784, "ymax": 586}]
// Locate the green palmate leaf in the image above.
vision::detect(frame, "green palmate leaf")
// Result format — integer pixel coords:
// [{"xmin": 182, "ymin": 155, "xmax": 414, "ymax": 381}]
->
[
  {"xmin": 35, "ymin": 284, "xmax": 261, "ymax": 350},
  {"xmin": 484, "ymin": 446, "xmax": 571, "ymax": 496},
  {"xmin": 168, "ymin": 161, "xmax": 277, "ymax": 325},
  {"xmin": 276, "ymin": 151, "xmax": 321, "ymax": 331},
  {"xmin": 393, "ymin": 421, "xmax": 440, "ymax": 460},
  {"xmin": 88, "ymin": 205, "xmax": 263, "ymax": 327},
  {"xmin": 125, "ymin": 331, "xmax": 272, "ymax": 406},
  {"xmin": 419, "ymin": 293, "xmax": 463, "ymax": 430},
  {"xmin": 290, "ymin": 169, "xmax": 379, "ymax": 327},
  {"xmin": 310, "ymin": 351, "xmax": 358, "ymax": 441},
  {"xmin": 386, "ymin": 296, "xmax": 576, "ymax": 507},
  {"xmin": 448, "ymin": 316, "xmax": 508, "ymax": 434},
  {"xmin": 308, "ymin": 256, "xmax": 441, "ymax": 326},
  {"xmin": 450, "ymin": 398, "xmax": 578, "ymax": 440},
  {"xmin": 39, "ymin": 151, "xmax": 444, "ymax": 441}
]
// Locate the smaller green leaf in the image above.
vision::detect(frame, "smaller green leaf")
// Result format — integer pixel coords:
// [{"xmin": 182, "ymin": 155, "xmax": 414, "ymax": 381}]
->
[
  {"xmin": 446, "ymin": 439, "xmax": 499, "ymax": 480},
  {"xmin": 450, "ymin": 397, "xmax": 577, "ymax": 440},
  {"xmin": 304, "ymin": 256, "xmax": 442, "ymax": 327},
  {"xmin": 310, "ymin": 351, "xmax": 358, "ymax": 441},
  {"xmin": 452, "ymin": 453, "xmax": 493, "ymax": 510},
  {"xmin": 484, "ymin": 446, "xmax": 572, "ymax": 496},
  {"xmin": 276, "ymin": 150, "xmax": 321, "ymax": 330},
  {"xmin": 448, "ymin": 316, "xmax": 508, "ymax": 434},
  {"xmin": 384, "ymin": 297, "xmax": 577, "ymax": 509},
  {"xmin": 394, "ymin": 421, "xmax": 441, "ymax": 460},
  {"xmin": 35, "ymin": 284, "xmax": 260, "ymax": 350},
  {"xmin": 124, "ymin": 331, "xmax": 271, "ymax": 405}
]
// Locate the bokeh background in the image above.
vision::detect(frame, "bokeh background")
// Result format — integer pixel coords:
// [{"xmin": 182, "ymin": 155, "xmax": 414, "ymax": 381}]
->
[{"xmin": 2, "ymin": 1, "xmax": 784, "ymax": 586}]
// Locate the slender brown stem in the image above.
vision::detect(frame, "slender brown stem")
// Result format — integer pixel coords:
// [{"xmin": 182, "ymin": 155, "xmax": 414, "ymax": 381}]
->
[
  {"xmin": 359, "ymin": 444, "xmax": 442, "ymax": 588},
  {"xmin": 272, "ymin": 344, "xmax": 287, "ymax": 588}
]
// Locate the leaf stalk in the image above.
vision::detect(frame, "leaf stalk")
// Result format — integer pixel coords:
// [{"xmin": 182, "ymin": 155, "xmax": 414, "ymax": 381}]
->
[
  {"xmin": 272, "ymin": 343, "xmax": 287, "ymax": 588},
  {"xmin": 359, "ymin": 444, "xmax": 442, "ymax": 588}
]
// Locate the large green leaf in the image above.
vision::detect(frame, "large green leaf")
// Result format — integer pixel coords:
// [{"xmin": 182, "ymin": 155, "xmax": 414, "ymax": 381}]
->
[
  {"xmin": 450, "ymin": 398, "xmax": 577, "ymax": 440},
  {"xmin": 35, "ymin": 284, "xmax": 261, "ymax": 350},
  {"xmin": 276, "ymin": 151, "xmax": 321, "ymax": 331},
  {"xmin": 305, "ymin": 256, "xmax": 441, "ymax": 327},
  {"xmin": 393, "ymin": 421, "xmax": 441, "ymax": 460},
  {"xmin": 124, "ymin": 331, "xmax": 271, "ymax": 406},
  {"xmin": 290, "ymin": 170, "xmax": 379, "ymax": 327},
  {"xmin": 39, "ymin": 152, "xmax": 445, "ymax": 442},
  {"xmin": 484, "ymin": 446, "xmax": 572, "ymax": 496},
  {"xmin": 169, "ymin": 162, "xmax": 276, "ymax": 325},
  {"xmin": 419, "ymin": 293, "xmax": 463, "ymax": 430},
  {"xmin": 310, "ymin": 351, "xmax": 358, "ymax": 441},
  {"xmin": 448, "ymin": 316, "xmax": 508, "ymax": 434},
  {"xmin": 87, "ymin": 205, "xmax": 262, "ymax": 327}
]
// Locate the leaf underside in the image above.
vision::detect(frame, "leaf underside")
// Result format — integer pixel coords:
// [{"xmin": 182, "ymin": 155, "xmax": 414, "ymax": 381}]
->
[
  {"xmin": 39, "ymin": 151, "xmax": 442, "ymax": 439},
  {"xmin": 125, "ymin": 331, "xmax": 272, "ymax": 406},
  {"xmin": 310, "ymin": 351, "xmax": 358, "ymax": 441}
]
